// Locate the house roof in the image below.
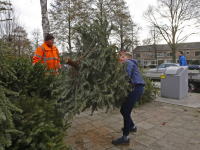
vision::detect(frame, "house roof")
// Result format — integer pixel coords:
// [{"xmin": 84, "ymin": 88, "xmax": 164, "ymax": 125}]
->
[{"xmin": 134, "ymin": 42, "xmax": 200, "ymax": 52}]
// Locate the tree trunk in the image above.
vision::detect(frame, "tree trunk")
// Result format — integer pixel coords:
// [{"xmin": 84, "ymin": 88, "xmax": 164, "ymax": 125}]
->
[
  {"xmin": 172, "ymin": 46, "xmax": 176, "ymax": 63},
  {"xmin": 68, "ymin": 0, "xmax": 72, "ymax": 54},
  {"xmin": 40, "ymin": 0, "xmax": 50, "ymax": 40}
]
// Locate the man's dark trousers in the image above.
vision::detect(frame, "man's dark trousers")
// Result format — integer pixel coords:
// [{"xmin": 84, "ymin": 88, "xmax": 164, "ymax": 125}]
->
[{"xmin": 120, "ymin": 84, "xmax": 144, "ymax": 136}]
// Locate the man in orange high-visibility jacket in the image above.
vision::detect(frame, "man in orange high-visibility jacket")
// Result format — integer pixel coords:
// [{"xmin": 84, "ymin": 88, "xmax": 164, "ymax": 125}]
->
[
  {"xmin": 119, "ymin": 50, "xmax": 125, "ymax": 63},
  {"xmin": 32, "ymin": 33, "xmax": 61, "ymax": 70}
]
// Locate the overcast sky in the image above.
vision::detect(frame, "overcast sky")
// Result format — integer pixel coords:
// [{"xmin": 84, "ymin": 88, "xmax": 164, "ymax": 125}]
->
[{"xmin": 11, "ymin": 0, "xmax": 199, "ymax": 46}]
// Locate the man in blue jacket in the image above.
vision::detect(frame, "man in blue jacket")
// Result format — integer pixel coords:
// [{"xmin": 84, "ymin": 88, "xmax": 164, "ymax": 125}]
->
[
  {"xmin": 112, "ymin": 52, "xmax": 145, "ymax": 145},
  {"xmin": 178, "ymin": 51, "xmax": 194, "ymax": 92},
  {"xmin": 178, "ymin": 51, "xmax": 187, "ymax": 66}
]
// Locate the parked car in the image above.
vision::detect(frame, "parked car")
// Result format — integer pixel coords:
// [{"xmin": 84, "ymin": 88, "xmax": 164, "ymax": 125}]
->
[
  {"xmin": 145, "ymin": 63, "xmax": 179, "ymax": 79},
  {"xmin": 147, "ymin": 65, "xmax": 157, "ymax": 68},
  {"xmin": 188, "ymin": 65, "xmax": 200, "ymax": 70},
  {"xmin": 148, "ymin": 63, "xmax": 179, "ymax": 72}
]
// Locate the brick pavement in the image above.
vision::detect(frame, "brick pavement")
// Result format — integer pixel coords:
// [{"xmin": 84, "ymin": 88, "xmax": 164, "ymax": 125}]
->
[{"xmin": 64, "ymin": 99, "xmax": 200, "ymax": 150}]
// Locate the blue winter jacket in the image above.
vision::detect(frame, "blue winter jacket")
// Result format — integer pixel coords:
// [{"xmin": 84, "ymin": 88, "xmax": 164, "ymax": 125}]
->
[
  {"xmin": 124, "ymin": 59, "xmax": 145, "ymax": 87},
  {"xmin": 179, "ymin": 55, "xmax": 187, "ymax": 66}
]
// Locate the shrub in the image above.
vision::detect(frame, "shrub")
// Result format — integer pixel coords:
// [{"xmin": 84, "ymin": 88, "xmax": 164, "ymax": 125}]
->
[
  {"xmin": 134, "ymin": 69, "xmax": 159, "ymax": 107},
  {"xmin": 191, "ymin": 59, "xmax": 200, "ymax": 65}
]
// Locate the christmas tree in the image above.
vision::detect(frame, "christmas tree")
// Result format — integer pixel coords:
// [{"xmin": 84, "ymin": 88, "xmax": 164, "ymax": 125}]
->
[
  {"xmin": 60, "ymin": 15, "xmax": 132, "ymax": 121},
  {"xmin": 0, "ymin": 41, "xmax": 22, "ymax": 150},
  {"xmin": 4, "ymin": 57, "xmax": 68, "ymax": 150}
]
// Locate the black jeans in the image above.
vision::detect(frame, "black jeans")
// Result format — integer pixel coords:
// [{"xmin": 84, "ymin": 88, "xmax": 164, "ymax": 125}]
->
[{"xmin": 120, "ymin": 85, "xmax": 144, "ymax": 136}]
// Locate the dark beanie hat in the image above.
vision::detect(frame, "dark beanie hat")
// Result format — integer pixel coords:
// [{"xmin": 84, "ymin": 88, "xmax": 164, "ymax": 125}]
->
[{"xmin": 45, "ymin": 33, "xmax": 54, "ymax": 41}]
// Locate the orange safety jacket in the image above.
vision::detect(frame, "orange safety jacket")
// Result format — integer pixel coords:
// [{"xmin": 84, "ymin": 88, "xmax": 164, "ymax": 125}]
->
[
  {"xmin": 119, "ymin": 51, "xmax": 125, "ymax": 63},
  {"xmin": 32, "ymin": 42, "xmax": 61, "ymax": 70}
]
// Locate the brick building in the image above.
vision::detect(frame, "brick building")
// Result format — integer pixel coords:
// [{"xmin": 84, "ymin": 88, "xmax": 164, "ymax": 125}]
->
[{"xmin": 133, "ymin": 42, "xmax": 200, "ymax": 66}]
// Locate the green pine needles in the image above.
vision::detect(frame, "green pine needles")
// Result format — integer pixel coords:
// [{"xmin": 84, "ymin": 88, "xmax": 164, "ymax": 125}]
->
[
  {"xmin": 62, "ymin": 16, "xmax": 132, "ymax": 120},
  {"xmin": 0, "ymin": 41, "xmax": 23, "ymax": 150}
]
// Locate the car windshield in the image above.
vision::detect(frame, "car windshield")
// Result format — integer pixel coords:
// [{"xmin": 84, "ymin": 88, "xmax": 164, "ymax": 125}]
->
[
  {"xmin": 158, "ymin": 64, "xmax": 165, "ymax": 68},
  {"xmin": 166, "ymin": 64, "xmax": 176, "ymax": 67}
]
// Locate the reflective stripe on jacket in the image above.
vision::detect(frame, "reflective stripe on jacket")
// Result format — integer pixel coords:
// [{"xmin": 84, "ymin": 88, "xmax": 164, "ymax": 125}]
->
[{"xmin": 32, "ymin": 42, "xmax": 61, "ymax": 70}]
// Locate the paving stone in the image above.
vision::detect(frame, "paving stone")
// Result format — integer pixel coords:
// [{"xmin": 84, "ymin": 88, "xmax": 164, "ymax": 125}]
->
[
  {"xmin": 133, "ymin": 134, "xmax": 157, "ymax": 146},
  {"xmin": 76, "ymin": 123, "xmax": 96, "ymax": 133},
  {"xmin": 188, "ymin": 138, "xmax": 200, "ymax": 146},
  {"xmin": 75, "ymin": 112, "xmax": 89, "ymax": 118},
  {"xmin": 86, "ymin": 114, "xmax": 104, "ymax": 121},
  {"xmin": 108, "ymin": 147, "xmax": 121, "ymax": 150},
  {"xmin": 89, "ymin": 119, "xmax": 110, "ymax": 128},
  {"xmin": 196, "ymin": 132, "xmax": 200, "ymax": 137},
  {"xmin": 106, "ymin": 123, "xmax": 122, "ymax": 132},
  {"xmin": 87, "ymin": 144, "xmax": 106, "ymax": 150},
  {"xmin": 181, "ymin": 143, "xmax": 200, "ymax": 150},
  {"xmin": 99, "ymin": 141, "xmax": 115, "ymax": 149},
  {"xmin": 153, "ymin": 122, "xmax": 179, "ymax": 133},
  {"xmin": 146, "ymin": 117, "xmax": 165, "ymax": 125},
  {"xmin": 183, "ymin": 121, "xmax": 200, "ymax": 130},
  {"xmin": 163, "ymin": 132, "xmax": 190, "ymax": 144},
  {"xmin": 91, "ymin": 126, "xmax": 115, "ymax": 137},
  {"xmin": 76, "ymin": 142, "xmax": 94, "ymax": 150},
  {"xmin": 138, "ymin": 112, "xmax": 157, "ymax": 119},
  {"xmin": 179, "ymin": 114, "xmax": 197, "ymax": 121},
  {"xmin": 73, "ymin": 117, "xmax": 92, "ymax": 125},
  {"xmin": 145, "ymin": 128, "xmax": 168, "ymax": 139},
  {"xmin": 99, "ymin": 112, "xmax": 113, "ymax": 118},
  {"xmin": 167, "ymin": 121, "xmax": 183, "ymax": 128},
  {"xmin": 146, "ymin": 110, "xmax": 162, "ymax": 115},
  {"xmin": 130, "ymin": 114, "xmax": 148, "ymax": 123},
  {"xmin": 131, "ymin": 127, "xmax": 146, "ymax": 136},
  {"xmin": 160, "ymin": 105, "xmax": 175, "ymax": 111},
  {"xmin": 64, "ymin": 132, "xmax": 104, "ymax": 146},
  {"xmin": 118, "ymin": 120, "xmax": 124, "ymax": 125},
  {"xmin": 153, "ymin": 107, "xmax": 170, "ymax": 114},
  {"xmin": 103, "ymin": 117, "xmax": 120, "ymax": 124},
  {"xmin": 152, "ymin": 138, "xmax": 183, "ymax": 150},
  {"xmin": 66, "ymin": 128, "xmax": 80, "ymax": 137},
  {"xmin": 116, "ymin": 141, "xmax": 147, "ymax": 150},
  {"xmin": 111, "ymin": 113, "xmax": 123, "ymax": 119},
  {"xmin": 69, "ymin": 121, "xmax": 79, "ymax": 127},
  {"xmin": 132, "ymin": 108, "xmax": 146, "ymax": 114},
  {"xmin": 154, "ymin": 114, "xmax": 175, "ymax": 122},
  {"xmin": 171, "ymin": 116, "xmax": 187, "ymax": 124},
  {"xmin": 174, "ymin": 127, "xmax": 197, "ymax": 138},
  {"xmin": 136, "ymin": 121, "xmax": 155, "ymax": 130}
]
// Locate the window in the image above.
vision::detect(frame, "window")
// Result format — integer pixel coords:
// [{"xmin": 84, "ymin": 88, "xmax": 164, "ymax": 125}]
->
[
  {"xmin": 186, "ymin": 51, "xmax": 190, "ymax": 55},
  {"xmin": 166, "ymin": 60, "xmax": 172, "ymax": 63},
  {"xmin": 167, "ymin": 52, "xmax": 172, "ymax": 57},
  {"xmin": 157, "ymin": 53, "xmax": 165, "ymax": 57},
  {"xmin": 195, "ymin": 51, "xmax": 200, "ymax": 56},
  {"xmin": 136, "ymin": 54, "xmax": 140, "ymax": 57}
]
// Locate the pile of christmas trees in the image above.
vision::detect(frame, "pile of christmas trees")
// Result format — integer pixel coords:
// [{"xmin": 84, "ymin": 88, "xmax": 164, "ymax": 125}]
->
[{"xmin": 0, "ymin": 41, "xmax": 68, "ymax": 150}]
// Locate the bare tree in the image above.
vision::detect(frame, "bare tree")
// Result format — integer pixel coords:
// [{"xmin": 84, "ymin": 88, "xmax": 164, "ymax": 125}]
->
[
  {"xmin": 11, "ymin": 26, "xmax": 32, "ymax": 56},
  {"xmin": 49, "ymin": 0, "xmax": 91, "ymax": 54},
  {"xmin": 144, "ymin": 0, "xmax": 200, "ymax": 62},
  {"xmin": 142, "ymin": 26, "xmax": 162, "ymax": 61},
  {"xmin": 31, "ymin": 28, "xmax": 43, "ymax": 50},
  {"xmin": 89, "ymin": 0, "xmax": 140, "ymax": 52}
]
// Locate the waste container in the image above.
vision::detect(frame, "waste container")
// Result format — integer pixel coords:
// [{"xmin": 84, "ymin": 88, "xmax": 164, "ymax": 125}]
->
[{"xmin": 161, "ymin": 66, "xmax": 188, "ymax": 99}]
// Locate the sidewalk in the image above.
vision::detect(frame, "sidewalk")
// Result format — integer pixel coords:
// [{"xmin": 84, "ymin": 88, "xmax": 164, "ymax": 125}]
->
[{"xmin": 64, "ymin": 94, "xmax": 200, "ymax": 150}]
